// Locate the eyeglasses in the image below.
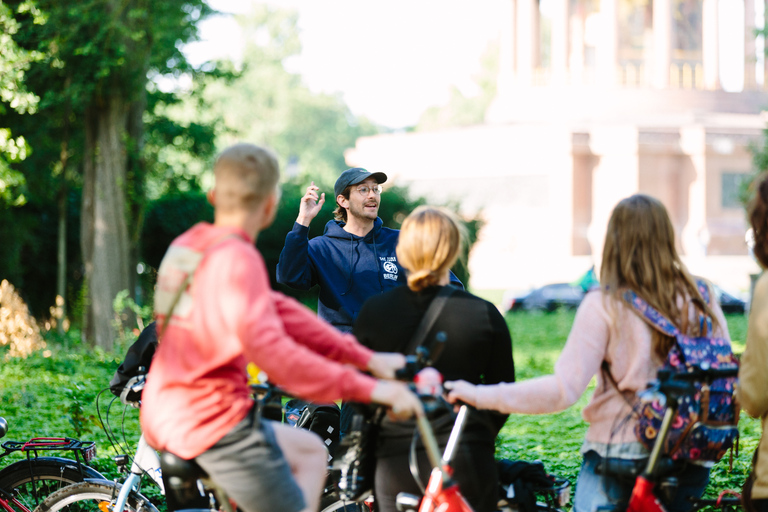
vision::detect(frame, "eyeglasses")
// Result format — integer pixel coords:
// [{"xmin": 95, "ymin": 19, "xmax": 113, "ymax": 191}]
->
[{"xmin": 355, "ymin": 184, "xmax": 383, "ymax": 196}]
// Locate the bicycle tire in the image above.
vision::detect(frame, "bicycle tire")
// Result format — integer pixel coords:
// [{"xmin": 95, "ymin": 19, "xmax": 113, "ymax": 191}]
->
[
  {"xmin": 34, "ymin": 481, "xmax": 159, "ymax": 512},
  {"xmin": 0, "ymin": 457, "xmax": 105, "ymax": 512},
  {"xmin": 320, "ymin": 498, "xmax": 367, "ymax": 512}
]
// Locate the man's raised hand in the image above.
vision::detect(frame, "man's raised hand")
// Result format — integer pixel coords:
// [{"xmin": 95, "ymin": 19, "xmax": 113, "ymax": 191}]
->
[{"xmin": 296, "ymin": 181, "xmax": 325, "ymax": 227}]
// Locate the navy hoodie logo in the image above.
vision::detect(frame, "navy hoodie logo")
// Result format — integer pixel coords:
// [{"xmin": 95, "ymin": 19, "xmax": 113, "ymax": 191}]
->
[{"xmin": 382, "ymin": 259, "xmax": 398, "ymax": 281}]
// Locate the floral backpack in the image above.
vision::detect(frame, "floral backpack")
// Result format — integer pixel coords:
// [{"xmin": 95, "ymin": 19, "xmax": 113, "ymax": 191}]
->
[{"xmin": 624, "ymin": 280, "xmax": 740, "ymax": 462}]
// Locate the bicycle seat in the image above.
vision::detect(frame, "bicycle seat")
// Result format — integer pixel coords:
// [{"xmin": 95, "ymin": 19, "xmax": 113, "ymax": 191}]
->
[{"xmin": 160, "ymin": 451, "xmax": 209, "ymax": 481}]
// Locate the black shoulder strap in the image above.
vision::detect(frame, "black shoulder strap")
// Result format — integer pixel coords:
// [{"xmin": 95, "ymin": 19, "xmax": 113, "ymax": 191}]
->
[{"xmin": 404, "ymin": 286, "xmax": 456, "ymax": 356}]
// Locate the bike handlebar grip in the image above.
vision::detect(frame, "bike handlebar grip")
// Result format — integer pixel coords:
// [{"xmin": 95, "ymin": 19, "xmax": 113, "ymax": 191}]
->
[{"xmin": 670, "ymin": 365, "xmax": 739, "ymax": 382}]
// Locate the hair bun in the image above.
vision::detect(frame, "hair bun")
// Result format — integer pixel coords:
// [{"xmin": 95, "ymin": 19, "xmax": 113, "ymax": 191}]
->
[{"xmin": 408, "ymin": 269, "xmax": 438, "ymax": 292}]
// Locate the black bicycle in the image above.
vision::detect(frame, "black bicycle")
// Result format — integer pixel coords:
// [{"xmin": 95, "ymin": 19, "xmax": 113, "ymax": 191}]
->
[{"xmin": 0, "ymin": 416, "xmax": 105, "ymax": 512}]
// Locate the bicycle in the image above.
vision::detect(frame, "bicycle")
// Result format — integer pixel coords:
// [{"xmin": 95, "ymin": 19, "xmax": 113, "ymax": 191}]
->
[
  {"xmin": 33, "ymin": 377, "xmax": 337, "ymax": 512},
  {"xmin": 32, "ymin": 376, "xmax": 163, "ymax": 512},
  {"xmin": 596, "ymin": 364, "xmax": 742, "ymax": 512},
  {"xmin": 387, "ymin": 348, "xmax": 570, "ymax": 512},
  {"xmin": 0, "ymin": 416, "xmax": 105, "ymax": 512}
]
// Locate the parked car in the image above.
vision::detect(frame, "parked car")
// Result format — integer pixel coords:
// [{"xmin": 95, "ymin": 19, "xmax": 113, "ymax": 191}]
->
[
  {"xmin": 503, "ymin": 282, "xmax": 746, "ymax": 314},
  {"xmin": 504, "ymin": 283, "xmax": 585, "ymax": 313},
  {"xmin": 714, "ymin": 286, "xmax": 746, "ymax": 314}
]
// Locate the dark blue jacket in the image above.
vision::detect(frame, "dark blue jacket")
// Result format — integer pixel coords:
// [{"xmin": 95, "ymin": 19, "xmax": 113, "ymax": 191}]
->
[{"xmin": 277, "ymin": 218, "xmax": 462, "ymax": 332}]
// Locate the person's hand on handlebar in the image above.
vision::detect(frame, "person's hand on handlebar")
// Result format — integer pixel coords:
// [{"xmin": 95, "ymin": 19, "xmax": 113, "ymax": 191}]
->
[
  {"xmin": 444, "ymin": 380, "xmax": 479, "ymax": 407},
  {"xmin": 370, "ymin": 380, "xmax": 424, "ymax": 420},
  {"xmin": 367, "ymin": 352, "xmax": 407, "ymax": 380}
]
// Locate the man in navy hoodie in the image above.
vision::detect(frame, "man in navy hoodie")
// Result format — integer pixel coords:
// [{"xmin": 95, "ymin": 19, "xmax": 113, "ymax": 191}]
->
[
  {"xmin": 277, "ymin": 168, "xmax": 462, "ymax": 334},
  {"xmin": 277, "ymin": 168, "xmax": 405, "ymax": 333},
  {"xmin": 277, "ymin": 168, "xmax": 462, "ymax": 433}
]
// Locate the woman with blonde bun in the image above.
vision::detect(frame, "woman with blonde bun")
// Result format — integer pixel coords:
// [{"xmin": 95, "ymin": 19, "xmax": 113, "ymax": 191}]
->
[{"xmin": 353, "ymin": 206, "xmax": 515, "ymax": 512}]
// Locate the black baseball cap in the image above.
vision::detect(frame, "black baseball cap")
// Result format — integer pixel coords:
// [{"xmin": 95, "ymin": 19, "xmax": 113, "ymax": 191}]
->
[{"xmin": 334, "ymin": 168, "xmax": 387, "ymax": 198}]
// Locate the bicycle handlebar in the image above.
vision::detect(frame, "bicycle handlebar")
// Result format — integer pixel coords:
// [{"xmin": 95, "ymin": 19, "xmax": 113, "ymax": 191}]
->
[
  {"xmin": 658, "ymin": 364, "xmax": 739, "ymax": 383},
  {"xmin": 650, "ymin": 364, "xmax": 739, "ymax": 401}
]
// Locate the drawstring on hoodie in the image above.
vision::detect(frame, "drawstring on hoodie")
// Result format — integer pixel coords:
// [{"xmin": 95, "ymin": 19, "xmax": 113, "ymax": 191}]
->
[
  {"xmin": 340, "ymin": 223, "xmax": 383, "ymax": 296},
  {"xmin": 341, "ymin": 232, "xmax": 355, "ymax": 296}
]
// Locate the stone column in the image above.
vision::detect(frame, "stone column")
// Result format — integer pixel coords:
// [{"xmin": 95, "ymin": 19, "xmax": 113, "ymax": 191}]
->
[
  {"xmin": 552, "ymin": 0, "xmax": 570, "ymax": 84},
  {"xmin": 702, "ymin": 0, "xmax": 720, "ymax": 90},
  {"xmin": 597, "ymin": 0, "xmax": 619, "ymax": 86},
  {"xmin": 570, "ymin": 7, "xmax": 586, "ymax": 84},
  {"xmin": 765, "ymin": 0, "xmax": 768, "ymax": 88},
  {"xmin": 680, "ymin": 126, "xmax": 710, "ymax": 258},
  {"xmin": 745, "ymin": 0, "xmax": 756, "ymax": 89},
  {"xmin": 587, "ymin": 126, "xmax": 641, "ymax": 262},
  {"xmin": 497, "ymin": 0, "xmax": 517, "ymax": 92},
  {"xmin": 652, "ymin": 0, "xmax": 672, "ymax": 88},
  {"xmin": 516, "ymin": 0, "xmax": 539, "ymax": 86}
]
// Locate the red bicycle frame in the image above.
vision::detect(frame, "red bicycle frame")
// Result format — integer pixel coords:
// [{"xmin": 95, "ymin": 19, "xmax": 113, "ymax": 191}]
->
[{"xmin": 412, "ymin": 405, "xmax": 474, "ymax": 512}]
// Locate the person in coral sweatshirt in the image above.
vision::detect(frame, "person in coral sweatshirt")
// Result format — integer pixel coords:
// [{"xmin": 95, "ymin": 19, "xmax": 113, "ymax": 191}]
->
[{"xmin": 141, "ymin": 143, "xmax": 422, "ymax": 512}]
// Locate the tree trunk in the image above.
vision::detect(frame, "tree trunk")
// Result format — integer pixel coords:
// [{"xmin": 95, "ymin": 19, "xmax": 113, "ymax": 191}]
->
[
  {"xmin": 56, "ymin": 175, "xmax": 67, "ymax": 335},
  {"xmin": 81, "ymin": 95, "xmax": 131, "ymax": 350},
  {"xmin": 56, "ymin": 94, "xmax": 71, "ymax": 335},
  {"xmin": 126, "ymin": 93, "xmax": 146, "ymax": 311}
]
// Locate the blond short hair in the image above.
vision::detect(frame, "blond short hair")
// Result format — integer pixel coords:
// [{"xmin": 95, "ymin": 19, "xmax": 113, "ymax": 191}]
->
[
  {"xmin": 213, "ymin": 143, "xmax": 280, "ymax": 213},
  {"xmin": 396, "ymin": 206, "xmax": 465, "ymax": 292}
]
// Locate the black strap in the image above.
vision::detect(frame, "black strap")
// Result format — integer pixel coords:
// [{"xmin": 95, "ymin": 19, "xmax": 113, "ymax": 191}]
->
[{"xmin": 403, "ymin": 286, "xmax": 456, "ymax": 356}]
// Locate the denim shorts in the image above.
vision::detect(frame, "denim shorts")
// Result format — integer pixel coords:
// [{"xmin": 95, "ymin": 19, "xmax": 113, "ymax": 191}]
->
[
  {"xmin": 195, "ymin": 408, "xmax": 305, "ymax": 512},
  {"xmin": 574, "ymin": 450, "xmax": 709, "ymax": 512}
]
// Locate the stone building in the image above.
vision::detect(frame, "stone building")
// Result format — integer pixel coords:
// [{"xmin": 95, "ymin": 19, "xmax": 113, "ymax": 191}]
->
[{"xmin": 345, "ymin": 0, "xmax": 766, "ymax": 295}]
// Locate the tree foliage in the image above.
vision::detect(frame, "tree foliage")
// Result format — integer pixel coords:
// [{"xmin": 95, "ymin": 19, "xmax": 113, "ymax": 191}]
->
[
  {"xmin": 415, "ymin": 40, "xmax": 499, "ymax": 132},
  {"xmin": 0, "ymin": 0, "xmax": 217, "ymax": 348},
  {"xmin": 0, "ymin": 1, "xmax": 40, "ymax": 207},
  {"xmin": 199, "ymin": 5, "xmax": 379, "ymax": 184}
]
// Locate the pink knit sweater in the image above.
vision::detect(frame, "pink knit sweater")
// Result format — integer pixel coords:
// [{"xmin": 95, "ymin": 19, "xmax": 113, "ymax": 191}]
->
[{"xmin": 475, "ymin": 290, "xmax": 730, "ymax": 445}]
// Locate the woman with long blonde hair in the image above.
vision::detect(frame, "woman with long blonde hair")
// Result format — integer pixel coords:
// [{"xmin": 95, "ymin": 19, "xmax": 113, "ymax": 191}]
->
[
  {"xmin": 353, "ymin": 206, "xmax": 515, "ymax": 512},
  {"xmin": 446, "ymin": 194, "xmax": 730, "ymax": 512}
]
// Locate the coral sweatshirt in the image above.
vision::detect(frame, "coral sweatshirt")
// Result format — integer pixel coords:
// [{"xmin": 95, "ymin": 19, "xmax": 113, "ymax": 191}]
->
[{"xmin": 140, "ymin": 222, "xmax": 377, "ymax": 459}]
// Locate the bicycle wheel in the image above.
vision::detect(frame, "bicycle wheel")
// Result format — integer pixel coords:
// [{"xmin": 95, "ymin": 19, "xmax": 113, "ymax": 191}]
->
[
  {"xmin": 0, "ymin": 457, "xmax": 105, "ymax": 512},
  {"xmin": 34, "ymin": 481, "xmax": 159, "ymax": 512},
  {"xmin": 320, "ymin": 498, "xmax": 367, "ymax": 512}
]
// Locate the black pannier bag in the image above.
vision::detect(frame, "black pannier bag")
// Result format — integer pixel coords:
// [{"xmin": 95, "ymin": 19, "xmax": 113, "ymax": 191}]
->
[
  {"xmin": 331, "ymin": 403, "xmax": 381, "ymax": 501},
  {"xmin": 109, "ymin": 322, "xmax": 158, "ymax": 403},
  {"xmin": 285, "ymin": 399, "xmax": 341, "ymax": 461}
]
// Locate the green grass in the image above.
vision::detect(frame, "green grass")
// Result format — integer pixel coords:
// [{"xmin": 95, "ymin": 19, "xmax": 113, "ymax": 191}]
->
[{"xmin": 0, "ymin": 311, "xmax": 760, "ymax": 509}]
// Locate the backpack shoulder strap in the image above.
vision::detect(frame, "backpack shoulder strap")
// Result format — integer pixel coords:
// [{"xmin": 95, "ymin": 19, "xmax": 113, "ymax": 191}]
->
[
  {"xmin": 695, "ymin": 278, "xmax": 712, "ymax": 306},
  {"xmin": 694, "ymin": 278, "xmax": 715, "ymax": 335},
  {"xmin": 622, "ymin": 289, "xmax": 680, "ymax": 337},
  {"xmin": 157, "ymin": 232, "xmax": 245, "ymax": 341},
  {"xmin": 403, "ymin": 286, "xmax": 456, "ymax": 356}
]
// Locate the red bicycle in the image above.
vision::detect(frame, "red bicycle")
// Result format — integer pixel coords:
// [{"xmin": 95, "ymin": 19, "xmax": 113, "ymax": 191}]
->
[
  {"xmin": 597, "ymin": 365, "xmax": 742, "ymax": 512},
  {"xmin": 392, "ymin": 349, "xmax": 570, "ymax": 512}
]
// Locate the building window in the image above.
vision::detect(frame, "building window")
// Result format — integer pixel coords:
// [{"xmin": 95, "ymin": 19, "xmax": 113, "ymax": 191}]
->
[{"xmin": 721, "ymin": 172, "xmax": 750, "ymax": 209}]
